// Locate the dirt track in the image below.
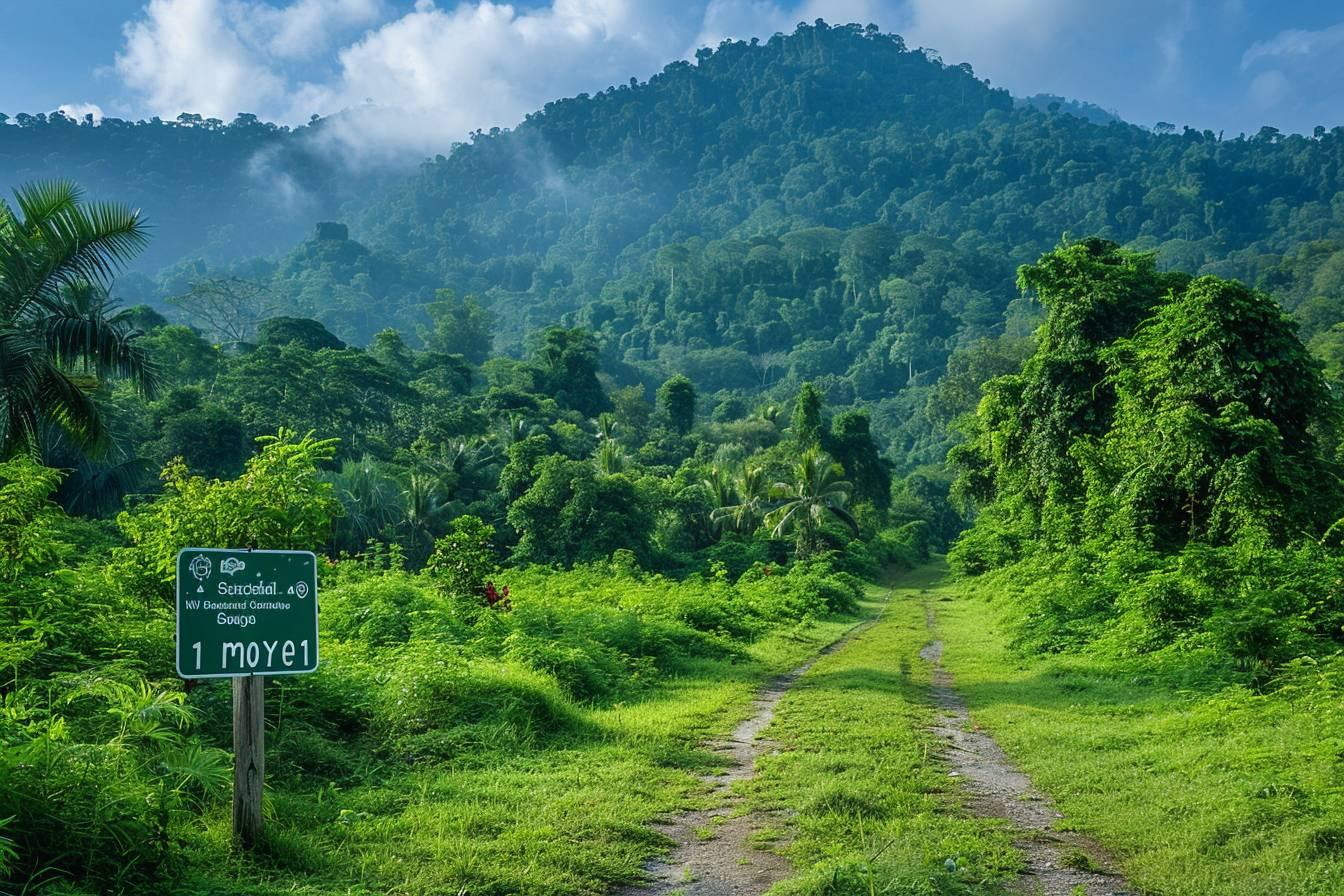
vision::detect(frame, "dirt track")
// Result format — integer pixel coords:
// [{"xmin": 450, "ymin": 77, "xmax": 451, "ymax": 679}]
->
[
  {"xmin": 922, "ymin": 601, "xmax": 1135, "ymax": 896},
  {"xmin": 619, "ymin": 587, "xmax": 1139, "ymax": 896},
  {"xmin": 617, "ymin": 613, "xmax": 884, "ymax": 895}
]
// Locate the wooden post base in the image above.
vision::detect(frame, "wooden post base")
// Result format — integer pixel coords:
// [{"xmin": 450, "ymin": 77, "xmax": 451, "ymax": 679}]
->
[{"xmin": 232, "ymin": 675, "xmax": 265, "ymax": 850}]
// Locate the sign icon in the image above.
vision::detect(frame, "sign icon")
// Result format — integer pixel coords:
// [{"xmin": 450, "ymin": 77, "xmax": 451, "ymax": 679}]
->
[
  {"xmin": 220, "ymin": 557, "xmax": 246, "ymax": 576},
  {"xmin": 189, "ymin": 554, "xmax": 212, "ymax": 580},
  {"xmin": 293, "ymin": 581, "xmax": 309, "ymax": 599}
]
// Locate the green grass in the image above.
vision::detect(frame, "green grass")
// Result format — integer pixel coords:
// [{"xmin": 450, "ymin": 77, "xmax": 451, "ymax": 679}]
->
[
  {"xmin": 166, "ymin": 564, "xmax": 1344, "ymax": 896},
  {"xmin": 174, "ymin": 607, "xmax": 873, "ymax": 895},
  {"xmin": 747, "ymin": 567, "xmax": 1022, "ymax": 895},
  {"xmin": 935, "ymin": 575, "xmax": 1344, "ymax": 896}
]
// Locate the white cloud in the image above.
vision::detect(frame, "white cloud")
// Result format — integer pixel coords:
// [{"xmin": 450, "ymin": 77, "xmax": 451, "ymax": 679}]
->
[
  {"xmin": 57, "ymin": 103, "xmax": 105, "ymax": 123},
  {"xmin": 1242, "ymin": 22, "xmax": 1344, "ymax": 70},
  {"xmin": 115, "ymin": 0, "xmax": 288, "ymax": 121},
  {"xmin": 903, "ymin": 0, "xmax": 1073, "ymax": 53},
  {"xmin": 242, "ymin": 0, "xmax": 383, "ymax": 59},
  {"xmin": 1247, "ymin": 69, "xmax": 1289, "ymax": 110},
  {"xmin": 284, "ymin": 0, "xmax": 702, "ymax": 161},
  {"xmin": 114, "ymin": 0, "xmax": 382, "ymax": 121}
]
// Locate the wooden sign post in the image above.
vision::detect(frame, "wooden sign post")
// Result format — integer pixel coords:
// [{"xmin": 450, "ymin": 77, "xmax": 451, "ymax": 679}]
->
[
  {"xmin": 232, "ymin": 675, "xmax": 265, "ymax": 849},
  {"xmin": 175, "ymin": 548, "xmax": 319, "ymax": 850}
]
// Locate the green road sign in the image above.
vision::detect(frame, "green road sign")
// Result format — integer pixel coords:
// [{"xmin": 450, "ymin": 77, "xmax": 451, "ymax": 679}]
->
[{"xmin": 176, "ymin": 548, "xmax": 319, "ymax": 678}]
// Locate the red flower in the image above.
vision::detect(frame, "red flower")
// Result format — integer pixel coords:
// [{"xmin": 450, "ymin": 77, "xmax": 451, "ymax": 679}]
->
[{"xmin": 483, "ymin": 581, "xmax": 512, "ymax": 610}]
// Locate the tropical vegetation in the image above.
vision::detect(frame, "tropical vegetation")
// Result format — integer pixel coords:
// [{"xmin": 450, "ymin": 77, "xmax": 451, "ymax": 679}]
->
[{"xmin": 3, "ymin": 17, "xmax": 1344, "ymax": 896}]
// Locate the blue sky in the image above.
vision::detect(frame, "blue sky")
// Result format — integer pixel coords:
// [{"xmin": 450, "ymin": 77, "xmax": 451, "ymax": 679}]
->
[{"xmin": 3, "ymin": 0, "xmax": 1344, "ymax": 154}]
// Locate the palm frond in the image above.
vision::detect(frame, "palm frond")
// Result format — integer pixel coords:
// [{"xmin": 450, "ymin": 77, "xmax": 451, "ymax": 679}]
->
[
  {"xmin": 35, "ymin": 285, "xmax": 159, "ymax": 396},
  {"xmin": 11, "ymin": 179, "xmax": 82, "ymax": 227},
  {"xmin": 0, "ymin": 182, "xmax": 153, "ymax": 458},
  {"xmin": 766, "ymin": 501, "xmax": 804, "ymax": 538},
  {"xmin": 38, "ymin": 367, "xmax": 108, "ymax": 454},
  {"xmin": 827, "ymin": 503, "xmax": 861, "ymax": 536},
  {"xmin": 26, "ymin": 198, "xmax": 148, "ymax": 300},
  {"xmin": 0, "ymin": 327, "xmax": 47, "ymax": 452}
]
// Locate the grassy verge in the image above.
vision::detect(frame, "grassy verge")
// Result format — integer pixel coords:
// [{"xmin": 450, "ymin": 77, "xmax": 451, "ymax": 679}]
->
[
  {"xmin": 936, "ymin": 576, "xmax": 1344, "ymax": 896},
  {"xmin": 748, "ymin": 567, "xmax": 1022, "ymax": 895},
  {"xmin": 175, "ymin": 604, "xmax": 876, "ymax": 895}
]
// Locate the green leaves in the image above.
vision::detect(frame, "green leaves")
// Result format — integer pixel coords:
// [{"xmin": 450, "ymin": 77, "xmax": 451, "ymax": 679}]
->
[
  {"xmin": 506, "ymin": 455, "xmax": 653, "ymax": 567},
  {"xmin": 1102, "ymin": 276, "xmax": 1338, "ymax": 548},
  {"xmin": 0, "ymin": 457, "xmax": 66, "ymax": 579},
  {"xmin": 114, "ymin": 430, "xmax": 341, "ymax": 600},
  {"xmin": 0, "ymin": 181, "xmax": 153, "ymax": 457},
  {"xmin": 952, "ymin": 244, "xmax": 1344, "ymax": 663}
]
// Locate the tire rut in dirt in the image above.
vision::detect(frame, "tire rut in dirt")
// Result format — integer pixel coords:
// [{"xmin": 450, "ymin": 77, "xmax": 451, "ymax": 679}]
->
[
  {"xmin": 618, "ymin": 612, "xmax": 885, "ymax": 895},
  {"xmin": 922, "ymin": 601, "xmax": 1136, "ymax": 896}
]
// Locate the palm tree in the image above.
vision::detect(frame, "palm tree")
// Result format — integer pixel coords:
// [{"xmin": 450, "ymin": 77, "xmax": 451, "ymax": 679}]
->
[
  {"xmin": 594, "ymin": 438, "xmax": 628, "ymax": 475},
  {"xmin": 594, "ymin": 412, "xmax": 618, "ymax": 442},
  {"xmin": 503, "ymin": 415, "xmax": 541, "ymax": 445},
  {"xmin": 440, "ymin": 437, "xmax": 500, "ymax": 502},
  {"xmin": 401, "ymin": 472, "xmax": 452, "ymax": 563},
  {"xmin": 711, "ymin": 464, "xmax": 770, "ymax": 535},
  {"xmin": 764, "ymin": 449, "xmax": 859, "ymax": 559},
  {"xmin": 323, "ymin": 456, "xmax": 405, "ymax": 554},
  {"xmin": 0, "ymin": 181, "xmax": 155, "ymax": 456},
  {"xmin": 43, "ymin": 417, "xmax": 152, "ymax": 516}
]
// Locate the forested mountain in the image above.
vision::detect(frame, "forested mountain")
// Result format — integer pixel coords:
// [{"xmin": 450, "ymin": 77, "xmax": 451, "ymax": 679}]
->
[
  {"xmin": 0, "ymin": 111, "xmax": 390, "ymax": 272},
  {"xmin": 9, "ymin": 21, "xmax": 1344, "ymax": 475},
  {"xmin": 343, "ymin": 22, "xmax": 1344, "ymax": 467},
  {"xmin": 9, "ymin": 22, "xmax": 1344, "ymax": 474}
]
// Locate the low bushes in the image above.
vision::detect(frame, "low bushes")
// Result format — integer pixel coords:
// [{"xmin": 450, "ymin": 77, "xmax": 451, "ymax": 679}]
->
[
  {"xmin": 961, "ymin": 538, "xmax": 1344, "ymax": 676},
  {"xmin": 4, "ymin": 464, "xmax": 878, "ymax": 894}
]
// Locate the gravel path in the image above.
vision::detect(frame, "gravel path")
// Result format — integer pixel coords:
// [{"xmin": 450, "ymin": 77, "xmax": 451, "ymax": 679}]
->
[
  {"xmin": 617, "ymin": 612, "xmax": 884, "ymax": 895},
  {"xmin": 921, "ymin": 602, "xmax": 1136, "ymax": 896}
]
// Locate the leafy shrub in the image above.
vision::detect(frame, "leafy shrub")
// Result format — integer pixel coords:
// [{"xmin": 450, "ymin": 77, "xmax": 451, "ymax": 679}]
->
[
  {"xmin": 502, "ymin": 630, "xmax": 626, "ymax": 701},
  {"xmin": 114, "ymin": 431, "xmax": 341, "ymax": 603},
  {"xmin": 698, "ymin": 536, "xmax": 771, "ymax": 582},
  {"xmin": 321, "ymin": 573, "xmax": 441, "ymax": 647},
  {"xmin": 986, "ymin": 537, "xmax": 1344, "ymax": 669},
  {"xmin": 425, "ymin": 515, "xmax": 499, "ymax": 600},
  {"xmin": 507, "ymin": 563, "xmax": 754, "ymax": 649},
  {"xmin": 0, "ymin": 676, "xmax": 228, "ymax": 892},
  {"xmin": 947, "ymin": 520, "xmax": 1024, "ymax": 576},
  {"xmin": 738, "ymin": 562, "xmax": 863, "ymax": 620},
  {"xmin": 835, "ymin": 538, "xmax": 879, "ymax": 578},
  {"xmin": 268, "ymin": 641, "xmax": 383, "ymax": 740},
  {"xmin": 836, "ymin": 519, "xmax": 931, "ymax": 577}
]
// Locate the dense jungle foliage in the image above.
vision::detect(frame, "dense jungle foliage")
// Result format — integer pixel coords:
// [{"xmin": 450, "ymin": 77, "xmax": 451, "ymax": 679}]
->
[
  {"xmin": 0, "ymin": 177, "xmax": 930, "ymax": 894},
  {"xmin": 949, "ymin": 239, "xmax": 1344, "ymax": 674},
  {"xmin": 4, "ymin": 18, "xmax": 1344, "ymax": 896},
  {"xmin": 9, "ymin": 23, "xmax": 1344, "ymax": 469}
]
